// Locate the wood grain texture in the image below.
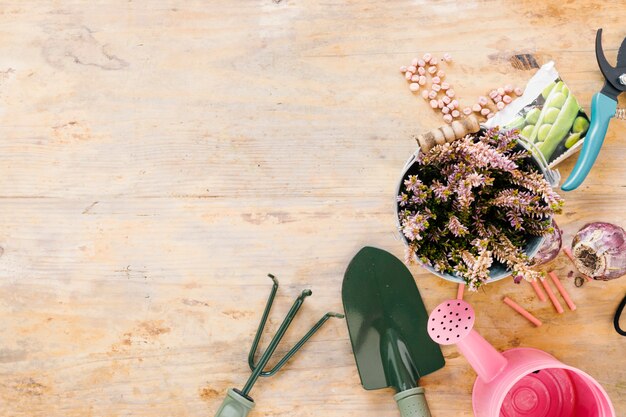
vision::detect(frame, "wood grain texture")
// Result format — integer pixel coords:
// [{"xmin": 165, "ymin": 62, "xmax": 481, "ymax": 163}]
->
[{"xmin": 0, "ymin": 1, "xmax": 624, "ymax": 416}]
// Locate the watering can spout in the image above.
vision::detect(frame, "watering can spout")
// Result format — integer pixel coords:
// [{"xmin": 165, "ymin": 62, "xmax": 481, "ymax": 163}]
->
[
  {"xmin": 427, "ymin": 299, "xmax": 507, "ymax": 383},
  {"xmin": 456, "ymin": 329, "xmax": 507, "ymax": 383}
]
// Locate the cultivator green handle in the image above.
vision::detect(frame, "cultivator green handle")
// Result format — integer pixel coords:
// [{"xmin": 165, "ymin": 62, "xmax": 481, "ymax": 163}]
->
[
  {"xmin": 394, "ymin": 387, "xmax": 432, "ymax": 417},
  {"xmin": 214, "ymin": 389, "xmax": 255, "ymax": 417}
]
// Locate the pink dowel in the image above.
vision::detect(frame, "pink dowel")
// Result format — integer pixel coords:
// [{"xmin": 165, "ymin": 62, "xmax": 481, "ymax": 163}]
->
[
  {"xmin": 540, "ymin": 278, "xmax": 564, "ymax": 314},
  {"xmin": 529, "ymin": 279, "xmax": 546, "ymax": 302},
  {"xmin": 503, "ymin": 296, "xmax": 542, "ymax": 327},
  {"xmin": 457, "ymin": 283, "xmax": 465, "ymax": 300},
  {"xmin": 548, "ymin": 271, "xmax": 576, "ymax": 311}
]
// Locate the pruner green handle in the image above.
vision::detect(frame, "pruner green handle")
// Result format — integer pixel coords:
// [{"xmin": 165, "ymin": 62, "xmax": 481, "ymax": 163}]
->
[
  {"xmin": 214, "ymin": 388, "xmax": 255, "ymax": 417},
  {"xmin": 394, "ymin": 387, "xmax": 432, "ymax": 417},
  {"xmin": 561, "ymin": 92, "xmax": 617, "ymax": 191}
]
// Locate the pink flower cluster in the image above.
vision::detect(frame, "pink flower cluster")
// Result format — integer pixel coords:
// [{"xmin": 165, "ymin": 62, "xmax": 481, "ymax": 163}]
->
[{"xmin": 397, "ymin": 129, "xmax": 563, "ymax": 290}]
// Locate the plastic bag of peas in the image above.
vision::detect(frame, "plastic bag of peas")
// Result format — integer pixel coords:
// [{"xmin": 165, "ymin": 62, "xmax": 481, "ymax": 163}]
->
[{"xmin": 485, "ymin": 61, "xmax": 590, "ymax": 167}]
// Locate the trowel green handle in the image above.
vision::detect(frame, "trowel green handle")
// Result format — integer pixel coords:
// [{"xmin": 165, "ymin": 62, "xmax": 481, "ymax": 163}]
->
[
  {"xmin": 215, "ymin": 389, "xmax": 255, "ymax": 417},
  {"xmin": 394, "ymin": 387, "xmax": 432, "ymax": 417}
]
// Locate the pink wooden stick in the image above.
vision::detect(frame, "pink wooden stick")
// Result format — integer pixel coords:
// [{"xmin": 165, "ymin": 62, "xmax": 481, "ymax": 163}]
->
[
  {"xmin": 456, "ymin": 283, "xmax": 465, "ymax": 300},
  {"xmin": 540, "ymin": 278, "xmax": 564, "ymax": 314},
  {"xmin": 548, "ymin": 271, "xmax": 576, "ymax": 311},
  {"xmin": 503, "ymin": 297, "xmax": 542, "ymax": 327},
  {"xmin": 562, "ymin": 248, "xmax": 592, "ymax": 281},
  {"xmin": 529, "ymin": 279, "xmax": 546, "ymax": 302}
]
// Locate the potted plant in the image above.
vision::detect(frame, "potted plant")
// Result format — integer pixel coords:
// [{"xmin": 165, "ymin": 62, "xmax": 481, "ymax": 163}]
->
[{"xmin": 396, "ymin": 128, "xmax": 563, "ymax": 290}]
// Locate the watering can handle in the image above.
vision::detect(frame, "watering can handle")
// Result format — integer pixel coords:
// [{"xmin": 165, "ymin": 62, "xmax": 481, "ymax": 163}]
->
[
  {"xmin": 214, "ymin": 389, "xmax": 255, "ymax": 417},
  {"xmin": 394, "ymin": 387, "xmax": 432, "ymax": 417}
]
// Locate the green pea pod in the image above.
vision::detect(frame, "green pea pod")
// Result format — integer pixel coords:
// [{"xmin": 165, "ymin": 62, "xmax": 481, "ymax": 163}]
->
[
  {"xmin": 525, "ymin": 108, "xmax": 541, "ymax": 125},
  {"xmin": 505, "ymin": 115, "xmax": 525, "ymax": 130},
  {"xmin": 537, "ymin": 93, "xmax": 580, "ymax": 160},
  {"xmin": 538, "ymin": 124, "xmax": 552, "ymax": 142},
  {"xmin": 564, "ymin": 132, "xmax": 582, "ymax": 149},
  {"xmin": 541, "ymin": 81, "xmax": 557, "ymax": 100},
  {"xmin": 528, "ymin": 81, "xmax": 565, "ymax": 142},
  {"xmin": 520, "ymin": 124, "xmax": 535, "ymax": 139},
  {"xmin": 544, "ymin": 107, "xmax": 561, "ymax": 124}
]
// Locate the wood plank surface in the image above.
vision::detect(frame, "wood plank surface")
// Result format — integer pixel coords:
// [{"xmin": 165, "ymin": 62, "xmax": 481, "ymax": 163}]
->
[{"xmin": 0, "ymin": 1, "xmax": 624, "ymax": 416}]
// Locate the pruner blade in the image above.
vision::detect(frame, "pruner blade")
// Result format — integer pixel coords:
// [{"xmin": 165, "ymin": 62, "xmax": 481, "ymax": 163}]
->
[{"xmin": 596, "ymin": 28, "xmax": 626, "ymax": 99}]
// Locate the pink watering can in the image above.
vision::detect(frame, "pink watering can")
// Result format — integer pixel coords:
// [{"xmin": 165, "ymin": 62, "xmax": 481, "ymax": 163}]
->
[{"xmin": 427, "ymin": 299, "xmax": 615, "ymax": 417}]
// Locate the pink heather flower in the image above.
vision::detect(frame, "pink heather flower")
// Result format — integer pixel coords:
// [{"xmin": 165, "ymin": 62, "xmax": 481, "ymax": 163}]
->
[
  {"xmin": 401, "ymin": 212, "xmax": 430, "ymax": 241},
  {"xmin": 465, "ymin": 172, "xmax": 486, "ymax": 188},
  {"xmin": 506, "ymin": 211, "xmax": 524, "ymax": 231},
  {"xmin": 481, "ymin": 128, "xmax": 520, "ymax": 153},
  {"xmin": 510, "ymin": 170, "xmax": 563, "ymax": 210},
  {"xmin": 447, "ymin": 215, "xmax": 469, "ymax": 237},
  {"xmin": 431, "ymin": 180, "xmax": 450, "ymax": 202},
  {"xmin": 404, "ymin": 244, "xmax": 419, "ymax": 264},
  {"xmin": 492, "ymin": 189, "xmax": 535, "ymax": 209},
  {"xmin": 403, "ymin": 175, "xmax": 423, "ymax": 192},
  {"xmin": 419, "ymin": 141, "xmax": 455, "ymax": 166},
  {"xmin": 463, "ymin": 138, "xmax": 518, "ymax": 172},
  {"xmin": 454, "ymin": 180, "xmax": 475, "ymax": 209},
  {"xmin": 397, "ymin": 193, "xmax": 409, "ymax": 207}
]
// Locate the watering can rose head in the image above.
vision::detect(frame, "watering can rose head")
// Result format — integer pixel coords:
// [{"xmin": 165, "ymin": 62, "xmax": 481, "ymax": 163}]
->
[{"xmin": 397, "ymin": 128, "xmax": 563, "ymax": 290}]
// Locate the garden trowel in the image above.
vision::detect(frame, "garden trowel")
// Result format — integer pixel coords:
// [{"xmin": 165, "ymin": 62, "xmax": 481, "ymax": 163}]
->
[{"xmin": 342, "ymin": 247, "xmax": 445, "ymax": 417}]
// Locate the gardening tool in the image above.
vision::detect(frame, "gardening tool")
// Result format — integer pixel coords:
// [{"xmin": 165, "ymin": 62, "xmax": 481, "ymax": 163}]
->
[
  {"xmin": 214, "ymin": 274, "xmax": 344, "ymax": 417},
  {"xmin": 562, "ymin": 28, "xmax": 626, "ymax": 191},
  {"xmin": 342, "ymin": 247, "xmax": 445, "ymax": 417},
  {"xmin": 427, "ymin": 299, "xmax": 615, "ymax": 416}
]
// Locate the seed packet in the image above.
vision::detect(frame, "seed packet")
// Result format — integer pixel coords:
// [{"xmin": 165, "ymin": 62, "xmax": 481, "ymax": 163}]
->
[{"xmin": 484, "ymin": 61, "xmax": 590, "ymax": 168}]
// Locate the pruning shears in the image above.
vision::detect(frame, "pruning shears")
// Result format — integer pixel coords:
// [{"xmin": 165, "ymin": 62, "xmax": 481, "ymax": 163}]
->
[{"xmin": 562, "ymin": 29, "xmax": 626, "ymax": 191}]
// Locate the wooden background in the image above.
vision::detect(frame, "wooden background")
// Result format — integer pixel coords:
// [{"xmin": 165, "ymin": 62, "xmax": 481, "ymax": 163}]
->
[{"xmin": 0, "ymin": 1, "xmax": 624, "ymax": 416}]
